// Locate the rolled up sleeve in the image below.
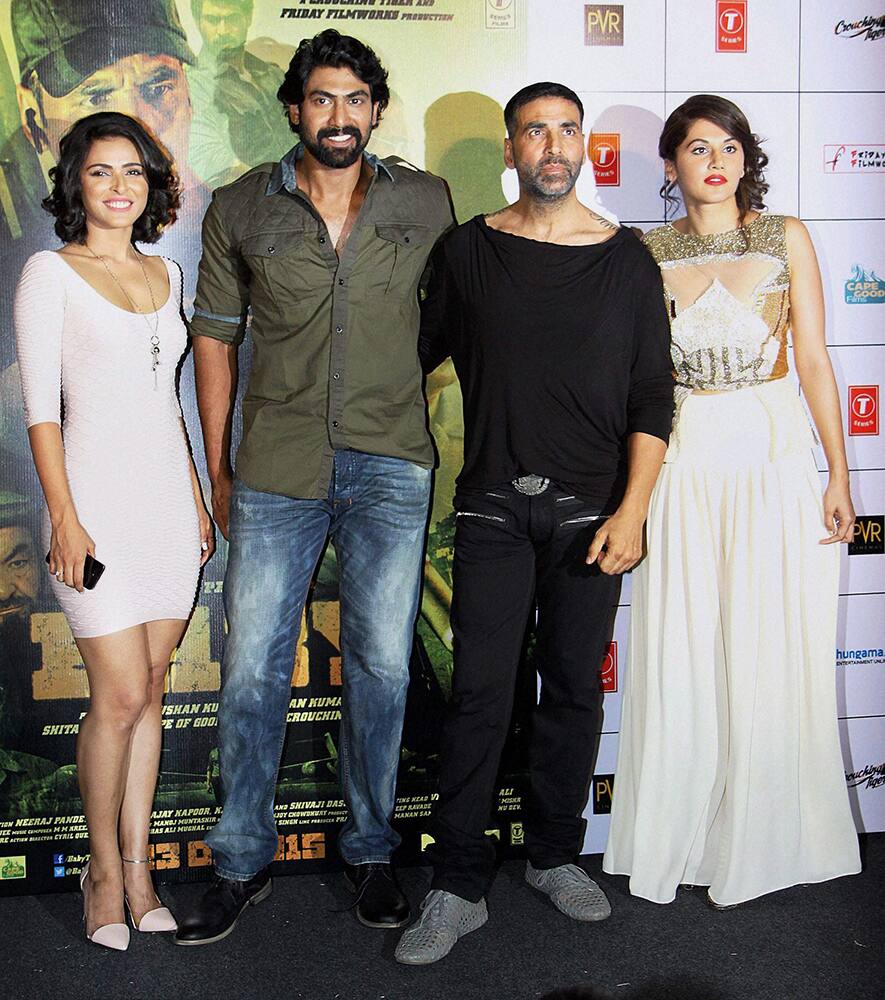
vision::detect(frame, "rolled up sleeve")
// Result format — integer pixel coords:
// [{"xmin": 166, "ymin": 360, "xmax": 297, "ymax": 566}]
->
[{"xmin": 190, "ymin": 193, "xmax": 249, "ymax": 345}]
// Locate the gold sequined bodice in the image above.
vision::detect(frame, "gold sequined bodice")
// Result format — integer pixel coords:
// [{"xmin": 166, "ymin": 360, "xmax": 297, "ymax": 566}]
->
[{"xmin": 642, "ymin": 214, "xmax": 791, "ymax": 391}]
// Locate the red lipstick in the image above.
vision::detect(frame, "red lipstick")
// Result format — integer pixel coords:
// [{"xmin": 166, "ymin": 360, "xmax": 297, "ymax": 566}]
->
[{"xmin": 704, "ymin": 174, "xmax": 727, "ymax": 185}]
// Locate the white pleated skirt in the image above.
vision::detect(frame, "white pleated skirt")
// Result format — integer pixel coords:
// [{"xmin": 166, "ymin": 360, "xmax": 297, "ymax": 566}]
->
[{"xmin": 603, "ymin": 378, "xmax": 861, "ymax": 905}]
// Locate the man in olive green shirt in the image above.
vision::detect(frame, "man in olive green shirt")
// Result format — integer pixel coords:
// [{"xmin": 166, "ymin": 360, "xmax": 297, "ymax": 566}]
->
[{"xmin": 175, "ymin": 30, "xmax": 451, "ymax": 947}]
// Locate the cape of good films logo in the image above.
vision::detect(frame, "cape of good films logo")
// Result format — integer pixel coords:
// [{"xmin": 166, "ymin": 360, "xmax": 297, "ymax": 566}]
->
[
  {"xmin": 836, "ymin": 642, "xmax": 885, "ymax": 666},
  {"xmin": 485, "ymin": 0, "xmax": 515, "ymax": 31},
  {"xmin": 0, "ymin": 856, "xmax": 26, "ymax": 880},
  {"xmin": 824, "ymin": 145, "xmax": 885, "ymax": 172},
  {"xmin": 834, "ymin": 14, "xmax": 885, "ymax": 41},
  {"xmin": 849, "ymin": 515, "xmax": 885, "ymax": 555},
  {"xmin": 599, "ymin": 641, "xmax": 618, "ymax": 693},
  {"xmin": 848, "ymin": 385, "xmax": 879, "ymax": 435},
  {"xmin": 716, "ymin": 1, "xmax": 747, "ymax": 52},
  {"xmin": 589, "ymin": 133, "xmax": 620, "ymax": 186},
  {"xmin": 845, "ymin": 265, "xmax": 885, "ymax": 304},
  {"xmin": 584, "ymin": 4, "xmax": 624, "ymax": 45}
]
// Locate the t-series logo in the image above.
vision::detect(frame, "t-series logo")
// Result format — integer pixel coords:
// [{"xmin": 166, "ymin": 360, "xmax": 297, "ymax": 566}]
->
[
  {"xmin": 848, "ymin": 385, "xmax": 879, "ymax": 435},
  {"xmin": 584, "ymin": 4, "xmax": 624, "ymax": 46},
  {"xmin": 599, "ymin": 641, "xmax": 618, "ymax": 693},
  {"xmin": 716, "ymin": 1, "xmax": 747, "ymax": 52},
  {"xmin": 849, "ymin": 515, "xmax": 885, "ymax": 555},
  {"xmin": 845, "ymin": 265, "xmax": 885, "ymax": 304},
  {"xmin": 589, "ymin": 133, "xmax": 620, "ymax": 186}
]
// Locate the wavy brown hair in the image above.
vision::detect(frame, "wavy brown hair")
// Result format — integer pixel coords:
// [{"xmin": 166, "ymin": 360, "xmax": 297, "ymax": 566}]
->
[
  {"xmin": 658, "ymin": 94, "xmax": 768, "ymax": 222},
  {"xmin": 42, "ymin": 112, "xmax": 180, "ymax": 245}
]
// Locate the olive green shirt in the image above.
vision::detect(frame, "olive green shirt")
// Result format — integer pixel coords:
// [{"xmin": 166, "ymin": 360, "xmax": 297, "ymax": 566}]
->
[{"xmin": 191, "ymin": 144, "xmax": 453, "ymax": 499}]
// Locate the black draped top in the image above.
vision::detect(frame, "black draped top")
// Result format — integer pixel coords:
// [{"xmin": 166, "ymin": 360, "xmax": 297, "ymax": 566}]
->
[{"xmin": 419, "ymin": 216, "xmax": 674, "ymax": 506}]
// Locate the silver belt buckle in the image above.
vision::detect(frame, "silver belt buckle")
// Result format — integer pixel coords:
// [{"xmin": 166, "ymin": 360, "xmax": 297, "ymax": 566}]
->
[{"xmin": 511, "ymin": 474, "xmax": 550, "ymax": 496}]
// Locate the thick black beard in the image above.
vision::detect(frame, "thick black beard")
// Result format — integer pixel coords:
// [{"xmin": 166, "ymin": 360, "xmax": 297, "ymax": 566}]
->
[
  {"xmin": 301, "ymin": 126, "xmax": 369, "ymax": 169},
  {"xmin": 517, "ymin": 157, "xmax": 580, "ymax": 203}
]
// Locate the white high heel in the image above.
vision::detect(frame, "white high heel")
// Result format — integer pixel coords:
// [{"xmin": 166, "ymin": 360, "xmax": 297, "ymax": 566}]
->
[
  {"xmin": 122, "ymin": 857, "xmax": 178, "ymax": 932},
  {"xmin": 80, "ymin": 860, "xmax": 130, "ymax": 951}
]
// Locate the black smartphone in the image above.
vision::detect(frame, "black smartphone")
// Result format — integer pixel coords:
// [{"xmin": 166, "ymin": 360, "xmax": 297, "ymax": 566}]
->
[{"xmin": 45, "ymin": 552, "xmax": 106, "ymax": 590}]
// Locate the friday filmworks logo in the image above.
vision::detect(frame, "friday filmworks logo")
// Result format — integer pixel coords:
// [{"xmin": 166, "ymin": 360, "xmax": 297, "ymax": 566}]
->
[
  {"xmin": 848, "ymin": 385, "xmax": 879, "ymax": 436},
  {"xmin": 846, "ymin": 763, "xmax": 885, "ymax": 791},
  {"xmin": 849, "ymin": 515, "xmax": 885, "ymax": 556},
  {"xmin": 716, "ymin": 1, "xmax": 747, "ymax": 52},
  {"xmin": 845, "ymin": 265, "xmax": 885, "ymax": 304},
  {"xmin": 834, "ymin": 14, "xmax": 885, "ymax": 41},
  {"xmin": 589, "ymin": 133, "xmax": 620, "ymax": 186},
  {"xmin": 599, "ymin": 641, "xmax": 618, "ymax": 693},
  {"xmin": 584, "ymin": 4, "xmax": 624, "ymax": 46},
  {"xmin": 824, "ymin": 144, "xmax": 885, "ymax": 172},
  {"xmin": 592, "ymin": 774, "xmax": 614, "ymax": 814}
]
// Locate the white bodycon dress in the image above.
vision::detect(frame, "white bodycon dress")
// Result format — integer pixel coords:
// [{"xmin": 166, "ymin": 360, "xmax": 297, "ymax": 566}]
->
[{"xmin": 13, "ymin": 251, "xmax": 201, "ymax": 638}]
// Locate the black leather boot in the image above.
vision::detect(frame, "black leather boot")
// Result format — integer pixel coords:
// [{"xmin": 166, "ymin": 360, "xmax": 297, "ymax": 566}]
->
[
  {"xmin": 174, "ymin": 867, "xmax": 272, "ymax": 945},
  {"xmin": 344, "ymin": 862, "xmax": 410, "ymax": 928}
]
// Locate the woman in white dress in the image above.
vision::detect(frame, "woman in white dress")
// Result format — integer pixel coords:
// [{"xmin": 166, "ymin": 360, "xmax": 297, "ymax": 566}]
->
[
  {"xmin": 603, "ymin": 95, "xmax": 861, "ymax": 907},
  {"xmin": 13, "ymin": 112, "xmax": 214, "ymax": 949}
]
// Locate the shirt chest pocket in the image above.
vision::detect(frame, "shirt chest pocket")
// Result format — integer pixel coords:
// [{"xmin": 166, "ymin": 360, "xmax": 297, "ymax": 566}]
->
[
  {"xmin": 361, "ymin": 222, "xmax": 433, "ymax": 299},
  {"xmin": 240, "ymin": 231, "xmax": 328, "ymax": 322}
]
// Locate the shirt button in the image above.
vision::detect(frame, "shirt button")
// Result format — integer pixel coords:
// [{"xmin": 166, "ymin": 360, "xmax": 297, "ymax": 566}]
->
[
  {"xmin": 335, "ymin": 325, "xmax": 343, "ymax": 334},
  {"xmin": 338, "ymin": 278, "xmax": 345, "ymax": 286},
  {"xmin": 267, "ymin": 245, "xmax": 275, "ymax": 254},
  {"xmin": 319, "ymin": 236, "xmax": 326, "ymax": 244},
  {"xmin": 404, "ymin": 236, "xmax": 411, "ymax": 244},
  {"xmin": 332, "ymin": 372, "xmax": 340, "ymax": 380},
  {"xmin": 332, "ymin": 420, "xmax": 339, "ymax": 428}
]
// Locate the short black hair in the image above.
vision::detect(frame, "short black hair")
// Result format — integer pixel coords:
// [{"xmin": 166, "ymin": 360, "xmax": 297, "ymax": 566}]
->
[
  {"xmin": 41, "ymin": 111, "xmax": 180, "ymax": 245},
  {"xmin": 277, "ymin": 28, "xmax": 389, "ymax": 134},
  {"xmin": 504, "ymin": 82, "xmax": 584, "ymax": 137}
]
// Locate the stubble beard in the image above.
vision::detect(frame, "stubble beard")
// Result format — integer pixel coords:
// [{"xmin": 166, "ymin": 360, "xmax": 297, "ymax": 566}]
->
[{"xmin": 517, "ymin": 156, "xmax": 581, "ymax": 204}]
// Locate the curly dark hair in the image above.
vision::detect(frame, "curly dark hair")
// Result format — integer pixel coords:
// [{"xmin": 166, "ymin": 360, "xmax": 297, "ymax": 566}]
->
[
  {"xmin": 277, "ymin": 29, "xmax": 389, "ymax": 134},
  {"xmin": 41, "ymin": 112, "xmax": 180, "ymax": 245},
  {"xmin": 658, "ymin": 94, "xmax": 768, "ymax": 222}
]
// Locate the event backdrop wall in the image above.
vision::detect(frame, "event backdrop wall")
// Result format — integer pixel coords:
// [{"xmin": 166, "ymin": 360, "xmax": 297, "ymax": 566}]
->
[{"xmin": 0, "ymin": 0, "xmax": 881, "ymax": 894}]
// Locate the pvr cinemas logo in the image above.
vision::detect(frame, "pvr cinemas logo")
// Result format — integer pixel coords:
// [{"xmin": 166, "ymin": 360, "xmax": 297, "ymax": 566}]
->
[
  {"xmin": 849, "ymin": 516, "xmax": 885, "ymax": 556},
  {"xmin": 592, "ymin": 773, "xmax": 614, "ymax": 814},
  {"xmin": 848, "ymin": 385, "xmax": 879, "ymax": 435},
  {"xmin": 584, "ymin": 4, "xmax": 624, "ymax": 46},
  {"xmin": 599, "ymin": 641, "xmax": 618, "ymax": 693},
  {"xmin": 716, "ymin": 1, "xmax": 747, "ymax": 52},
  {"xmin": 589, "ymin": 133, "xmax": 620, "ymax": 186}
]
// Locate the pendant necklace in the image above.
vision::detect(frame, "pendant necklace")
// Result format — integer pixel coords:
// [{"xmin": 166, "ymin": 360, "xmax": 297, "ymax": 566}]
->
[{"xmin": 85, "ymin": 245, "xmax": 162, "ymax": 388}]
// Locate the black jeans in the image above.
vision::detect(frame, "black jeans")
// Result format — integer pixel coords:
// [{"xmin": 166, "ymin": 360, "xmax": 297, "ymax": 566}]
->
[{"xmin": 429, "ymin": 481, "xmax": 620, "ymax": 901}]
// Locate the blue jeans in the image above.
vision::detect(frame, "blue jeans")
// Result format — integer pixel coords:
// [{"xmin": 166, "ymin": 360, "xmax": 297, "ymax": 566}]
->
[{"xmin": 205, "ymin": 450, "xmax": 431, "ymax": 879}]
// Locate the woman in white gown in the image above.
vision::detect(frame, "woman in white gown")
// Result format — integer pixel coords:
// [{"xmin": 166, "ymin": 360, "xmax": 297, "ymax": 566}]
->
[
  {"xmin": 603, "ymin": 95, "xmax": 861, "ymax": 907},
  {"xmin": 14, "ymin": 112, "xmax": 214, "ymax": 949}
]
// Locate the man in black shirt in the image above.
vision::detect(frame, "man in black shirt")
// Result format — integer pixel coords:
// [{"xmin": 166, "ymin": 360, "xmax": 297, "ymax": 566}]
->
[{"xmin": 395, "ymin": 82, "xmax": 673, "ymax": 965}]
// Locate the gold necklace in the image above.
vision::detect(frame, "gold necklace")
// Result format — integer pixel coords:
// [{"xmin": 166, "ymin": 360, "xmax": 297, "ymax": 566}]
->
[{"xmin": 85, "ymin": 245, "xmax": 162, "ymax": 388}]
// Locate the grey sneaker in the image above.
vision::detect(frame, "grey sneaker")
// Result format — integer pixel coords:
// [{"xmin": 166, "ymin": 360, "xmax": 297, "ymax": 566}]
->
[
  {"xmin": 394, "ymin": 889, "xmax": 488, "ymax": 965},
  {"xmin": 525, "ymin": 862, "xmax": 612, "ymax": 921}
]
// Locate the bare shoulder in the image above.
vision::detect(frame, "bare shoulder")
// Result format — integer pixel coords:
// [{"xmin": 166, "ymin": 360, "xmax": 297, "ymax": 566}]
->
[
  {"xmin": 483, "ymin": 205, "xmax": 516, "ymax": 231},
  {"xmin": 782, "ymin": 215, "xmax": 817, "ymax": 264}
]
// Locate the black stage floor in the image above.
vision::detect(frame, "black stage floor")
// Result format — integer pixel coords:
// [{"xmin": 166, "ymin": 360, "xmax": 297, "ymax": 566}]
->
[{"xmin": 2, "ymin": 834, "xmax": 882, "ymax": 1000}]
